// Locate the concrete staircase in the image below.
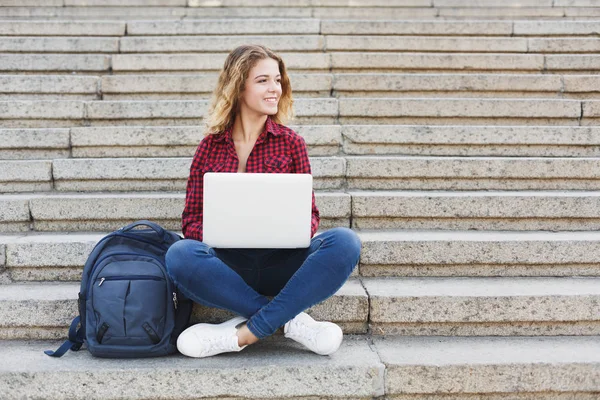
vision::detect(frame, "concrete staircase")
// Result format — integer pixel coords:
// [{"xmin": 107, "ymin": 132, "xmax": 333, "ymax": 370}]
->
[{"xmin": 1, "ymin": 0, "xmax": 600, "ymax": 399}]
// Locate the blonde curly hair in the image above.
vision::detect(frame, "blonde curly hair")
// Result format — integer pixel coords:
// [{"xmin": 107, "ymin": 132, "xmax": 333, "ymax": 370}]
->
[{"xmin": 204, "ymin": 44, "xmax": 294, "ymax": 136}]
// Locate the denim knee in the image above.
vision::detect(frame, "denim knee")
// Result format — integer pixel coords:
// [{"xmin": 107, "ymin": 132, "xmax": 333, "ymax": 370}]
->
[
  {"xmin": 331, "ymin": 227, "xmax": 361, "ymax": 257},
  {"xmin": 165, "ymin": 239, "xmax": 209, "ymax": 282}
]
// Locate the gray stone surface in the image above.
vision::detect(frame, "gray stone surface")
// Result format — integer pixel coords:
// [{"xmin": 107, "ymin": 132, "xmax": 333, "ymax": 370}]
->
[
  {"xmin": 342, "ymin": 125, "xmax": 600, "ymax": 157},
  {"xmin": 112, "ymin": 52, "xmax": 331, "ymax": 71},
  {"xmin": 0, "ymin": 21, "xmax": 125, "ymax": 36},
  {"xmin": 375, "ymin": 336, "xmax": 600, "ymax": 395},
  {"xmin": 0, "ymin": 337, "xmax": 384, "ymax": 400},
  {"xmin": 327, "ymin": 36, "xmax": 528, "ymax": 52},
  {"xmin": 331, "ymin": 52, "xmax": 545, "ymax": 71},
  {"xmin": 0, "ymin": 54, "xmax": 111, "ymax": 72},
  {"xmin": 564, "ymin": 75, "xmax": 600, "ymax": 92},
  {"xmin": 322, "ymin": 20, "xmax": 512, "ymax": 35},
  {"xmin": 0, "ymin": 196, "xmax": 30, "ymax": 225},
  {"xmin": 0, "ymin": 160, "xmax": 52, "ymax": 193},
  {"xmin": 0, "ymin": 128, "xmax": 67, "ymax": 152},
  {"xmin": 128, "ymin": 18, "xmax": 319, "ymax": 35},
  {"xmin": 0, "ymin": 75, "xmax": 98, "ymax": 95},
  {"xmin": 334, "ymin": 73, "xmax": 563, "ymax": 93},
  {"xmin": 515, "ymin": 20, "xmax": 600, "ymax": 35},
  {"xmin": 545, "ymin": 55, "xmax": 600, "ymax": 71},
  {"xmin": 358, "ymin": 230, "xmax": 600, "ymax": 277},
  {"xmin": 350, "ymin": 191, "xmax": 600, "ymax": 231},
  {"xmin": 0, "ymin": 37, "xmax": 119, "ymax": 53},
  {"xmin": 438, "ymin": 7, "xmax": 564, "ymax": 17},
  {"xmin": 364, "ymin": 276, "xmax": 600, "ymax": 335},
  {"xmin": 345, "ymin": 156, "xmax": 600, "ymax": 190},
  {"xmin": 120, "ymin": 35, "xmax": 323, "ymax": 52},
  {"xmin": 65, "ymin": 0, "xmax": 186, "ymax": 5},
  {"xmin": 529, "ymin": 38, "xmax": 600, "ymax": 53},
  {"xmin": 0, "ymin": 100, "xmax": 85, "ymax": 119},
  {"xmin": 434, "ymin": 0, "xmax": 553, "ymax": 6},
  {"xmin": 312, "ymin": 7, "xmax": 437, "ymax": 19},
  {"xmin": 339, "ymin": 98, "xmax": 581, "ymax": 118}
]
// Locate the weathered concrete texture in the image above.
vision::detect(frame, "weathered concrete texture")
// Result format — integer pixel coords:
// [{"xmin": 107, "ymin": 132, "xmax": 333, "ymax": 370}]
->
[
  {"xmin": 434, "ymin": 0, "xmax": 553, "ymax": 6},
  {"xmin": 364, "ymin": 276, "xmax": 600, "ymax": 335},
  {"xmin": 334, "ymin": 73, "xmax": 563, "ymax": 94},
  {"xmin": 326, "ymin": 36, "xmax": 528, "ymax": 52},
  {"xmin": 376, "ymin": 336, "xmax": 600, "ymax": 395},
  {"xmin": 0, "ymin": 196, "xmax": 30, "ymax": 229},
  {"xmin": 112, "ymin": 52, "xmax": 331, "ymax": 71},
  {"xmin": 128, "ymin": 18, "xmax": 320, "ymax": 35},
  {"xmin": 358, "ymin": 230, "xmax": 600, "ymax": 277},
  {"xmin": 341, "ymin": 125, "xmax": 600, "ymax": 157},
  {"xmin": 0, "ymin": 21, "xmax": 125, "ymax": 36},
  {"xmin": 350, "ymin": 191, "xmax": 600, "ymax": 231},
  {"xmin": 321, "ymin": 20, "xmax": 512, "ymax": 35},
  {"xmin": 339, "ymin": 98, "xmax": 581, "ymax": 118},
  {"xmin": 26, "ymin": 192, "xmax": 349, "ymax": 231},
  {"xmin": 545, "ymin": 55, "xmax": 600, "ymax": 71},
  {"xmin": 529, "ymin": 38, "xmax": 600, "ymax": 53},
  {"xmin": 0, "ymin": 75, "xmax": 98, "ymax": 95},
  {"xmin": 0, "ymin": 160, "xmax": 52, "ymax": 193},
  {"xmin": 330, "ymin": 52, "xmax": 545, "ymax": 71},
  {"xmin": 312, "ymin": 7, "xmax": 437, "ymax": 19},
  {"xmin": 564, "ymin": 75, "xmax": 600, "ymax": 92},
  {"xmin": 0, "ymin": 100, "xmax": 85, "ymax": 119},
  {"xmin": 515, "ymin": 20, "xmax": 600, "ymax": 35},
  {"xmin": 345, "ymin": 156, "xmax": 600, "ymax": 190},
  {"xmin": 189, "ymin": 0, "xmax": 431, "ymax": 6},
  {"xmin": 0, "ymin": 54, "xmax": 111, "ymax": 72},
  {"xmin": 119, "ymin": 35, "xmax": 324, "ymax": 53},
  {"xmin": 5, "ymin": 233, "xmax": 102, "ymax": 270},
  {"xmin": 438, "ymin": 7, "xmax": 565, "ymax": 17},
  {"xmin": 0, "ymin": 37, "xmax": 119, "ymax": 53},
  {"xmin": 0, "ymin": 129, "xmax": 69, "ymax": 150},
  {"xmin": 66, "ymin": 0, "xmax": 186, "ymax": 5},
  {"xmin": 0, "ymin": 337, "xmax": 384, "ymax": 400}
]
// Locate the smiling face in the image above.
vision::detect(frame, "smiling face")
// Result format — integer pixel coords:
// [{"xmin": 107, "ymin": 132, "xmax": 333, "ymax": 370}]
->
[{"xmin": 238, "ymin": 57, "xmax": 282, "ymax": 119}]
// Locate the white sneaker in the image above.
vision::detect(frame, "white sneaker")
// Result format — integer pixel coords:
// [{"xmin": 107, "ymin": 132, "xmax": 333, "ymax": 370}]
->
[
  {"xmin": 177, "ymin": 316, "xmax": 248, "ymax": 358},
  {"xmin": 283, "ymin": 312, "xmax": 343, "ymax": 355}
]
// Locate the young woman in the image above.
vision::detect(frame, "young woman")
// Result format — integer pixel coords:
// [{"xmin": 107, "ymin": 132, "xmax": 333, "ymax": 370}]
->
[{"xmin": 165, "ymin": 44, "xmax": 362, "ymax": 358}]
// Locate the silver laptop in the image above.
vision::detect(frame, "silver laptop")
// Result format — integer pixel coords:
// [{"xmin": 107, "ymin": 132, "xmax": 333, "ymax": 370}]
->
[{"xmin": 202, "ymin": 172, "xmax": 313, "ymax": 248}]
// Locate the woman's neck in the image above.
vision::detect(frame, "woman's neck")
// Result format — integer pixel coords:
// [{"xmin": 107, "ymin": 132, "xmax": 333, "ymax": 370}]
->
[{"xmin": 231, "ymin": 113, "xmax": 268, "ymax": 144}]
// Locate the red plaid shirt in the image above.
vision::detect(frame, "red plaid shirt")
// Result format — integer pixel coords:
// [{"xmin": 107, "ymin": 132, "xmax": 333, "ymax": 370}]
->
[{"xmin": 182, "ymin": 116, "xmax": 320, "ymax": 242}]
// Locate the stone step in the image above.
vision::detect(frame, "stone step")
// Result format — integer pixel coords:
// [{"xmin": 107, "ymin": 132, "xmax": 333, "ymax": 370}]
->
[
  {"xmin": 349, "ymin": 190, "xmax": 600, "ymax": 231},
  {"xmin": 0, "ymin": 37, "xmax": 119, "ymax": 53},
  {"xmin": 345, "ymin": 156, "xmax": 600, "ymax": 190},
  {"xmin": 0, "ymin": 192, "xmax": 350, "ymax": 232},
  {"xmin": 3, "ymin": 98, "xmax": 598, "ymax": 128},
  {"xmin": 6, "ymin": 156, "xmax": 600, "ymax": 193},
  {"xmin": 5, "ymin": 52, "xmax": 600, "ymax": 74},
  {"xmin": 1, "ymin": 336, "xmax": 599, "ymax": 399},
  {"xmin": 3, "ymin": 230, "xmax": 600, "ymax": 282},
  {"xmin": 6, "ymin": 191, "xmax": 600, "ymax": 232},
  {"xmin": 0, "ymin": 98, "xmax": 338, "ymax": 128},
  {"xmin": 0, "ymin": 20, "xmax": 126, "ymax": 36},
  {"xmin": 2, "ymin": 277, "xmax": 600, "ymax": 338},
  {"xmin": 119, "ymin": 35, "xmax": 324, "ymax": 52},
  {"xmin": 6, "ymin": 124, "xmax": 600, "ymax": 160},
  {"xmin": 342, "ymin": 125, "xmax": 600, "ymax": 157},
  {"xmin": 0, "ymin": 279, "xmax": 367, "ymax": 340},
  {"xmin": 7, "ymin": 73, "xmax": 600, "ymax": 101},
  {"xmin": 366, "ymin": 276, "xmax": 600, "ymax": 336}
]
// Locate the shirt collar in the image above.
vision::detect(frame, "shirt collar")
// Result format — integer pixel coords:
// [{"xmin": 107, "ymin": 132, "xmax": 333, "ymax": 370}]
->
[{"xmin": 212, "ymin": 116, "xmax": 281, "ymax": 142}]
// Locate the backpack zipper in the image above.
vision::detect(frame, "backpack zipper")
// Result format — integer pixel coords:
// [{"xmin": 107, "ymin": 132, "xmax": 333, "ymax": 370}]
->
[{"xmin": 97, "ymin": 275, "xmax": 164, "ymax": 287}]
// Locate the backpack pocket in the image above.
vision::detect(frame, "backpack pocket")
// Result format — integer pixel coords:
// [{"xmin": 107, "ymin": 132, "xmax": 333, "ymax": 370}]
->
[{"xmin": 90, "ymin": 254, "xmax": 169, "ymax": 346}]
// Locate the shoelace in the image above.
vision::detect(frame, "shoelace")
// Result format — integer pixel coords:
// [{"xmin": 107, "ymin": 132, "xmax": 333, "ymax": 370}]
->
[
  {"xmin": 200, "ymin": 334, "xmax": 237, "ymax": 356},
  {"xmin": 288, "ymin": 319, "xmax": 319, "ymax": 347}
]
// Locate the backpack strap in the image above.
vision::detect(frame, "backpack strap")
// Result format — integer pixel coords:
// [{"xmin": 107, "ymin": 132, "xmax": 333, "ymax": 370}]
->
[
  {"xmin": 44, "ymin": 316, "xmax": 84, "ymax": 358},
  {"xmin": 119, "ymin": 220, "xmax": 169, "ymax": 242}
]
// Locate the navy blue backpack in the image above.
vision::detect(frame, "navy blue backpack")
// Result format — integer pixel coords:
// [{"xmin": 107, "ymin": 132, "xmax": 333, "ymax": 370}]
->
[{"xmin": 45, "ymin": 220, "xmax": 193, "ymax": 358}]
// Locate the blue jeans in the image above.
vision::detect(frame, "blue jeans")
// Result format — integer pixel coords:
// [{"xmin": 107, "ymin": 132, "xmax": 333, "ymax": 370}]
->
[{"xmin": 165, "ymin": 227, "xmax": 361, "ymax": 339}]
